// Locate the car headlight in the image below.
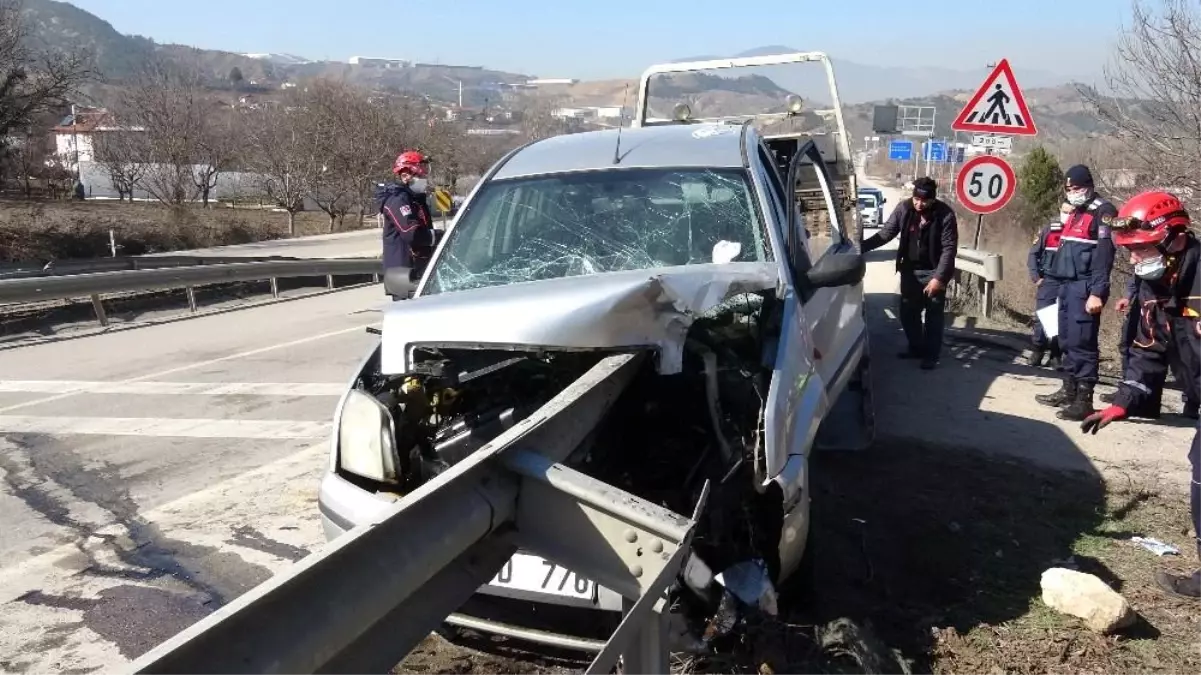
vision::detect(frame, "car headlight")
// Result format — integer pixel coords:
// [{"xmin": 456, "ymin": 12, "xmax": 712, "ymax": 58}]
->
[{"xmin": 338, "ymin": 389, "xmax": 401, "ymax": 484}]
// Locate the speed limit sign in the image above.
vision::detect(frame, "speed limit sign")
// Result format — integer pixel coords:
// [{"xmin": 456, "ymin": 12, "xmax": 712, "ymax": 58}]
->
[{"xmin": 956, "ymin": 155, "xmax": 1016, "ymax": 214}]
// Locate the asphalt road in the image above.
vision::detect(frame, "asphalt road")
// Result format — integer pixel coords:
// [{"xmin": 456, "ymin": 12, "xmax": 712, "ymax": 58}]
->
[{"xmin": 0, "ymin": 285, "xmax": 385, "ymax": 672}]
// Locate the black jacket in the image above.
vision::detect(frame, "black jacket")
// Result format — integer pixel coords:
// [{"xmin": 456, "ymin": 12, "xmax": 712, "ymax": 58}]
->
[
  {"xmin": 1113, "ymin": 234, "xmax": 1200, "ymax": 413},
  {"xmin": 863, "ymin": 198, "xmax": 960, "ymax": 283}
]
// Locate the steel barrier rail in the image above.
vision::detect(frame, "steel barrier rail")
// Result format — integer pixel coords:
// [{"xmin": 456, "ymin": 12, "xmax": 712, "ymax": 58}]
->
[
  {"xmin": 0, "ymin": 254, "xmax": 316, "ymax": 280},
  {"xmin": 0, "ymin": 258, "xmax": 382, "ymax": 326},
  {"xmin": 123, "ymin": 352, "xmax": 703, "ymax": 675},
  {"xmin": 953, "ymin": 248, "xmax": 1004, "ymax": 318}
]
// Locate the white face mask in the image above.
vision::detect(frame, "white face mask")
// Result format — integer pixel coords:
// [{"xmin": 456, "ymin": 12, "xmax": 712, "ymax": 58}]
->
[
  {"xmin": 1134, "ymin": 255, "xmax": 1167, "ymax": 280},
  {"xmin": 1066, "ymin": 191, "xmax": 1090, "ymax": 207},
  {"xmin": 409, "ymin": 178, "xmax": 428, "ymax": 194}
]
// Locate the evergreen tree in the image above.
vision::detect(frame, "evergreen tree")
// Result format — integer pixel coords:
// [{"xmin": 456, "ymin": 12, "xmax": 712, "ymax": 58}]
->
[{"xmin": 1018, "ymin": 146, "xmax": 1064, "ymax": 223}]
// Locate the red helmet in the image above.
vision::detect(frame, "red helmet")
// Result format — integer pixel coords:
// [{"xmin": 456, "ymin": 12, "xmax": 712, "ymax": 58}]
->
[
  {"xmin": 393, "ymin": 150, "xmax": 428, "ymax": 177},
  {"xmin": 1112, "ymin": 190, "xmax": 1191, "ymax": 247}
]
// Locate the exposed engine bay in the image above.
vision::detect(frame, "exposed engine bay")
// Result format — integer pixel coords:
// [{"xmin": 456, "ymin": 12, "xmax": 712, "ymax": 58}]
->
[{"xmin": 343, "ymin": 289, "xmax": 791, "ymax": 648}]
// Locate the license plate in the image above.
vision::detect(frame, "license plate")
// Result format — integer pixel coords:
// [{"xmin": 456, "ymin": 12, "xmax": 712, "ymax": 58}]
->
[{"xmin": 488, "ymin": 553, "xmax": 596, "ymax": 600}]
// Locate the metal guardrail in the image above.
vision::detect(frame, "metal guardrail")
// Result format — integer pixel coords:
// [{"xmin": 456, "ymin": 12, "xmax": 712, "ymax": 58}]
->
[
  {"xmin": 124, "ymin": 352, "xmax": 698, "ymax": 675},
  {"xmin": 0, "ymin": 257, "xmax": 382, "ymax": 326},
  {"xmin": 0, "ymin": 254, "xmax": 313, "ymax": 279},
  {"xmin": 953, "ymin": 248, "xmax": 1004, "ymax": 318}
]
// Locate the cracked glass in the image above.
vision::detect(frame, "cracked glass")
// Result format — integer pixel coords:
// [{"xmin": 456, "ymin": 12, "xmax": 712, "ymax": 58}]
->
[{"xmin": 422, "ymin": 168, "xmax": 773, "ymax": 295}]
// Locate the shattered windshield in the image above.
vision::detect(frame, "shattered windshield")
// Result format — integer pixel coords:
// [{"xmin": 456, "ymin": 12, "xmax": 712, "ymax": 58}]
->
[
  {"xmin": 858, "ymin": 197, "xmax": 876, "ymax": 208},
  {"xmin": 423, "ymin": 168, "xmax": 772, "ymax": 295}
]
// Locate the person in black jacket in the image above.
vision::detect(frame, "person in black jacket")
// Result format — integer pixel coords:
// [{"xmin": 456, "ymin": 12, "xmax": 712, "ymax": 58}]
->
[
  {"xmin": 376, "ymin": 150, "xmax": 434, "ymax": 299},
  {"xmin": 863, "ymin": 176, "xmax": 960, "ymax": 369},
  {"xmin": 1082, "ymin": 190, "xmax": 1200, "ymax": 599}
]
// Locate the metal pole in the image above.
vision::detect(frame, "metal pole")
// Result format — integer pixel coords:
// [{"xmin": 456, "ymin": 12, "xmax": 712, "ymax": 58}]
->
[{"xmin": 972, "ymin": 145, "xmax": 995, "ymax": 249}]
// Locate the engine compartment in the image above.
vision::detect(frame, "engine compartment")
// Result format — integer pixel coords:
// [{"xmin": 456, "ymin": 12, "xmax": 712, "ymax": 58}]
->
[{"xmin": 343, "ymin": 289, "xmax": 791, "ymax": 645}]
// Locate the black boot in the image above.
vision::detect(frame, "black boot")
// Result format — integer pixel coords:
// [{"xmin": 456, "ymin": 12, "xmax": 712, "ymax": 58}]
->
[
  {"xmin": 1036, "ymin": 378, "xmax": 1076, "ymax": 408},
  {"xmin": 1155, "ymin": 569, "xmax": 1200, "ymax": 599},
  {"xmin": 1057, "ymin": 383, "xmax": 1096, "ymax": 421},
  {"xmin": 897, "ymin": 347, "xmax": 924, "ymax": 360},
  {"xmin": 1184, "ymin": 399, "xmax": 1200, "ymax": 420},
  {"xmin": 1028, "ymin": 348, "xmax": 1045, "ymax": 368},
  {"xmin": 1049, "ymin": 341, "xmax": 1063, "ymax": 371}
]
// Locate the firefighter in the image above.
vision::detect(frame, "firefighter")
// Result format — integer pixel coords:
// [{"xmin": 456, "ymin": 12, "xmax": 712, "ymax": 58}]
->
[
  {"xmin": 376, "ymin": 150, "xmax": 434, "ymax": 297},
  {"xmin": 1034, "ymin": 165, "xmax": 1118, "ymax": 420},
  {"xmin": 1081, "ymin": 190, "xmax": 1200, "ymax": 599},
  {"xmin": 1100, "ymin": 275, "xmax": 1200, "ymax": 419},
  {"xmin": 1027, "ymin": 202, "xmax": 1072, "ymax": 368}
]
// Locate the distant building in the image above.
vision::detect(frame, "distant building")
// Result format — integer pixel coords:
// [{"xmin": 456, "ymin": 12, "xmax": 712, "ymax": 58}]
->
[
  {"xmin": 527, "ymin": 78, "xmax": 578, "ymax": 86},
  {"xmin": 349, "ymin": 56, "xmax": 410, "ymax": 69},
  {"xmin": 51, "ymin": 107, "xmax": 144, "ymax": 171}
]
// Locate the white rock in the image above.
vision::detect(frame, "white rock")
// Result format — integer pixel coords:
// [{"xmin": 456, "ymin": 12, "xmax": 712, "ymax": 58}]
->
[{"xmin": 1040, "ymin": 567, "xmax": 1136, "ymax": 634}]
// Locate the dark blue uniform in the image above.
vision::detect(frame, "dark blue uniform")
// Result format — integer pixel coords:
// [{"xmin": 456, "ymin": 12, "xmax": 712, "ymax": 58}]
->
[
  {"xmin": 376, "ymin": 182, "xmax": 433, "ymax": 277},
  {"xmin": 1027, "ymin": 219, "xmax": 1063, "ymax": 353},
  {"xmin": 1111, "ymin": 234, "xmax": 1200, "ymax": 561},
  {"xmin": 1045, "ymin": 196, "xmax": 1118, "ymax": 386}
]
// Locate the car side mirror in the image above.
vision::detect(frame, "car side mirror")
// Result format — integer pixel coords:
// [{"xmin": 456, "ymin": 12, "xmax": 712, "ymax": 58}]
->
[
  {"xmin": 806, "ymin": 251, "xmax": 865, "ymax": 289},
  {"xmin": 881, "ymin": 198, "xmax": 887, "ymax": 204},
  {"xmin": 383, "ymin": 267, "xmax": 417, "ymax": 299}
]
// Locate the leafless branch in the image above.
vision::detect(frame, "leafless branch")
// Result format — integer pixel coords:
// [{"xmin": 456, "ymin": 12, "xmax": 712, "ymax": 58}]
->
[{"xmin": 0, "ymin": 0, "xmax": 94, "ymax": 140}]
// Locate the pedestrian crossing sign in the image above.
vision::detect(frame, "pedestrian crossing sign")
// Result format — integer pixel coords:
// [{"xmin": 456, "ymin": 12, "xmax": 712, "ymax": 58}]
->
[{"xmin": 951, "ymin": 58, "xmax": 1038, "ymax": 136}]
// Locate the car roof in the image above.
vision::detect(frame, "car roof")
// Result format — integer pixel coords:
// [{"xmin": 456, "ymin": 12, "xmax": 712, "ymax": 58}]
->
[{"xmin": 493, "ymin": 123, "xmax": 750, "ymax": 180}]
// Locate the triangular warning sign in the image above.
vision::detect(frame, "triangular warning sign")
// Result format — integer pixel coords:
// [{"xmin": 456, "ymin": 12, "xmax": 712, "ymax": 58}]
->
[{"xmin": 951, "ymin": 59, "xmax": 1038, "ymax": 136}]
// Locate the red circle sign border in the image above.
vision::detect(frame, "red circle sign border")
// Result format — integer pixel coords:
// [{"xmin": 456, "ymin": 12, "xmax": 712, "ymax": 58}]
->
[{"xmin": 955, "ymin": 155, "xmax": 1017, "ymax": 215}]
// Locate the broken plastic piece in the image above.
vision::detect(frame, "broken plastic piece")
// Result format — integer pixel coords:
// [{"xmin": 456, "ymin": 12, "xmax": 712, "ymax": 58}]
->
[
  {"xmin": 1131, "ymin": 536, "xmax": 1180, "ymax": 556},
  {"xmin": 715, "ymin": 558, "xmax": 779, "ymax": 616}
]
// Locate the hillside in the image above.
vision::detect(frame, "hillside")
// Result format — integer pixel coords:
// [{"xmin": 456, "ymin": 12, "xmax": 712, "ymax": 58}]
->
[{"xmin": 537, "ymin": 72, "xmax": 797, "ymax": 118}]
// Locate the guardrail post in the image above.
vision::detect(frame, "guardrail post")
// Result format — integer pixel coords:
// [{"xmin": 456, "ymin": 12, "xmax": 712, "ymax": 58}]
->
[
  {"xmin": 185, "ymin": 286, "xmax": 198, "ymax": 313},
  {"xmin": 269, "ymin": 277, "xmax": 279, "ymax": 298},
  {"xmin": 982, "ymin": 280, "xmax": 994, "ymax": 319},
  {"xmin": 620, "ymin": 600, "xmax": 669, "ymax": 675},
  {"xmin": 90, "ymin": 294, "xmax": 109, "ymax": 326},
  {"xmin": 326, "ymin": 274, "xmax": 335, "ymax": 290}
]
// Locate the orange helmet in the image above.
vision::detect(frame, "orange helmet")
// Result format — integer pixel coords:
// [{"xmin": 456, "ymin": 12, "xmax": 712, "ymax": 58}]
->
[
  {"xmin": 1113, "ymin": 190, "xmax": 1191, "ymax": 247},
  {"xmin": 393, "ymin": 150, "xmax": 428, "ymax": 177}
]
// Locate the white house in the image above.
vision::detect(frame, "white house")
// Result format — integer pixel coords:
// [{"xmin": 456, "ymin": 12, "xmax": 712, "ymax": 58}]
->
[{"xmin": 51, "ymin": 108, "xmax": 145, "ymax": 172}]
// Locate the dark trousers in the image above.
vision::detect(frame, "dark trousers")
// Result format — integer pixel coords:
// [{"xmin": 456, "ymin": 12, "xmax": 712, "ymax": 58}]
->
[
  {"xmin": 1116, "ymin": 303, "xmax": 1196, "ymax": 411},
  {"xmin": 1056, "ymin": 279, "xmax": 1101, "ymax": 385},
  {"xmin": 899, "ymin": 267, "xmax": 946, "ymax": 360},
  {"xmin": 1033, "ymin": 279, "xmax": 1061, "ymax": 350},
  {"xmin": 1191, "ymin": 430, "xmax": 1200, "ymax": 561}
]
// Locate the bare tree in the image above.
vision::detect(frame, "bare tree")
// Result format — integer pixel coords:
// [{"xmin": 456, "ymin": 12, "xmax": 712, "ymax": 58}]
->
[
  {"xmin": 92, "ymin": 129, "xmax": 149, "ymax": 201},
  {"xmin": 191, "ymin": 108, "xmax": 240, "ymax": 207},
  {"xmin": 243, "ymin": 98, "xmax": 326, "ymax": 235},
  {"xmin": 1082, "ymin": 0, "xmax": 1201, "ymax": 198},
  {"xmin": 0, "ymin": 0, "xmax": 92, "ymax": 141},
  {"xmin": 121, "ymin": 56, "xmax": 207, "ymax": 206}
]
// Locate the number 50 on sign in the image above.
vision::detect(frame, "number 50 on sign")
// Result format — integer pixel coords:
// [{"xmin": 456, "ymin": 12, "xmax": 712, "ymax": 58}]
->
[{"xmin": 955, "ymin": 155, "xmax": 1016, "ymax": 215}]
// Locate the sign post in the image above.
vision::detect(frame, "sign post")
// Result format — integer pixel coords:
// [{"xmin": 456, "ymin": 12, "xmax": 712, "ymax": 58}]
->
[{"xmin": 951, "ymin": 58, "xmax": 1038, "ymax": 247}]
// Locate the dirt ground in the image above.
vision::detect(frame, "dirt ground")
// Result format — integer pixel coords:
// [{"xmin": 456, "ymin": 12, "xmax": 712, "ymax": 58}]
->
[
  {"xmin": 0, "ymin": 198, "xmax": 368, "ymax": 262},
  {"xmin": 395, "ymin": 438, "xmax": 1198, "ymax": 674}
]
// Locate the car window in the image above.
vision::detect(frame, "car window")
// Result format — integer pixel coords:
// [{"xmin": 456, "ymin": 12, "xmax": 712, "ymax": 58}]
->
[{"xmin": 424, "ymin": 168, "xmax": 772, "ymax": 295}]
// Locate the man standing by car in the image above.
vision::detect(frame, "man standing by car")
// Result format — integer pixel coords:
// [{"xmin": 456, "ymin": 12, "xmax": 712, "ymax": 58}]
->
[
  {"xmin": 863, "ymin": 176, "xmax": 960, "ymax": 370},
  {"xmin": 376, "ymin": 150, "xmax": 434, "ymax": 299},
  {"xmin": 1034, "ymin": 165, "xmax": 1118, "ymax": 421},
  {"xmin": 1081, "ymin": 190, "xmax": 1200, "ymax": 599},
  {"xmin": 1027, "ymin": 202, "xmax": 1072, "ymax": 368}
]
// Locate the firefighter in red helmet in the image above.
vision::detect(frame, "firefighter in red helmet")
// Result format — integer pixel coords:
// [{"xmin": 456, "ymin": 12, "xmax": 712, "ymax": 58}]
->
[
  {"xmin": 376, "ymin": 150, "xmax": 434, "ymax": 297},
  {"xmin": 1081, "ymin": 190, "xmax": 1200, "ymax": 599}
]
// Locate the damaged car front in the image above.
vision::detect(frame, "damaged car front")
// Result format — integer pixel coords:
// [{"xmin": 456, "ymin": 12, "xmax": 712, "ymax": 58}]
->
[{"xmin": 318, "ymin": 122, "xmax": 867, "ymax": 654}]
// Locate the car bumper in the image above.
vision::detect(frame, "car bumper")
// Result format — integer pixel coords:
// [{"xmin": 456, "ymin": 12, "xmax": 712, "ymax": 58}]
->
[{"xmin": 318, "ymin": 470, "xmax": 625, "ymax": 652}]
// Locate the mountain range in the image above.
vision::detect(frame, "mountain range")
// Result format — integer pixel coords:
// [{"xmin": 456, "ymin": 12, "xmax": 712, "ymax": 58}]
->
[{"xmin": 19, "ymin": 0, "xmax": 1111, "ymax": 142}]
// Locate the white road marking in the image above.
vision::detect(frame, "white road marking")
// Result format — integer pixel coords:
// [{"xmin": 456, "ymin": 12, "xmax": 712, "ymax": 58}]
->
[
  {"xmin": 0, "ymin": 416, "xmax": 331, "ymax": 439},
  {"xmin": 0, "ymin": 381, "xmax": 345, "ymax": 396},
  {"xmin": 0, "ymin": 322, "xmax": 376, "ymax": 414}
]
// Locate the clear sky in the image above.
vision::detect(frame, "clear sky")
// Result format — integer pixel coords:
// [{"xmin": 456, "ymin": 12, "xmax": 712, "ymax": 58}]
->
[{"xmin": 66, "ymin": 0, "xmax": 1129, "ymax": 81}]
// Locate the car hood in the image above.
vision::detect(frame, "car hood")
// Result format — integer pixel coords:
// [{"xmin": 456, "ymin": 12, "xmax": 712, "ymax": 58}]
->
[{"xmin": 379, "ymin": 262, "xmax": 779, "ymax": 375}]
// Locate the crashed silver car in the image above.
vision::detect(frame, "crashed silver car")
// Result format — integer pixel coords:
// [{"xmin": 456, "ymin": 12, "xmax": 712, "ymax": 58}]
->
[{"xmin": 318, "ymin": 55, "xmax": 871, "ymax": 653}]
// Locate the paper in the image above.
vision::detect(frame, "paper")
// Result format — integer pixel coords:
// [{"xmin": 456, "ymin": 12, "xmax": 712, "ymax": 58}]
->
[
  {"xmin": 1131, "ymin": 536, "xmax": 1180, "ymax": 556},
  {"xmin": 1036, "ymin": 301, "xmax": 1059, "ymax": 339}
]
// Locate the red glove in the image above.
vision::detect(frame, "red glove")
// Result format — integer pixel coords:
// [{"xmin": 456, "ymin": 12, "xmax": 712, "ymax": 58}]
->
[{"xmin": 1081, "ymin": 405, "xmax": 1127, "ymax": 434}]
